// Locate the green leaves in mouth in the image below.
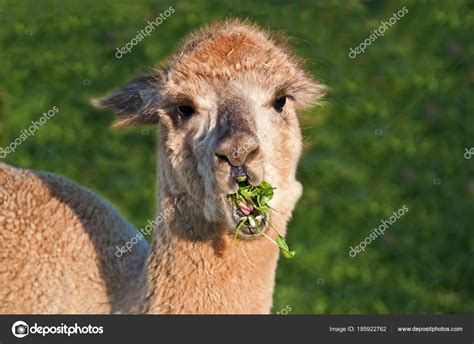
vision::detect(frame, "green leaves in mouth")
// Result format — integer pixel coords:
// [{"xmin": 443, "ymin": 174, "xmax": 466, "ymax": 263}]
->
[{"xmin": 228, "ymin": 176, "xmax": 295, "ymax": 260}]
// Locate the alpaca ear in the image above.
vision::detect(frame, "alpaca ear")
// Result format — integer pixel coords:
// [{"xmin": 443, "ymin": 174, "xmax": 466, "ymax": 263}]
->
[
  {"xmin": 291, "ymin": 74, "xmax": 327, "ymax": 111},
  {"xmin": 91, "ymin": 74, "xmax": 161, "ymax": 127}
]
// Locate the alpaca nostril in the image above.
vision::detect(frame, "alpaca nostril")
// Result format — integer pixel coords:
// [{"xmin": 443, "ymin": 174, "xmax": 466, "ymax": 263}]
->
[{"xmin": 215, "ymin": 153, "xmax": 230, "ymax": 164}]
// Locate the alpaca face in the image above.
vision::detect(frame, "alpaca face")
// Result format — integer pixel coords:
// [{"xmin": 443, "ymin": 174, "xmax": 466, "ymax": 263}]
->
[
  {"xmin": 93, "ymin": 21, "xmax": 325, "ymax": 237},
  {"xmin": 158, "ymin": 76, "xmax": 306, "ymax": 234}
]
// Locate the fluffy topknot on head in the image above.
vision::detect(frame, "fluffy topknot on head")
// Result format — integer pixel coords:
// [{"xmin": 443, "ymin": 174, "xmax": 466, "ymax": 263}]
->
[{"xmin": 167, "ymin": 20, "xmax": 297, "ymax": 79}]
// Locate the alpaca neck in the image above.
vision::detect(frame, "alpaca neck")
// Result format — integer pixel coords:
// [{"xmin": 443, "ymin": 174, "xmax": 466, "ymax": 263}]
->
[{"xmin": 138, "ymin": 192, "xmax": 281, "ymax": 314}]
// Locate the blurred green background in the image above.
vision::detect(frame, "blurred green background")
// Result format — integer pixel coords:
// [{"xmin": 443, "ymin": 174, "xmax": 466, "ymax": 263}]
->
[{"xmin": 0, "ymin": 0, "xmax": 473, "ymax": 313}]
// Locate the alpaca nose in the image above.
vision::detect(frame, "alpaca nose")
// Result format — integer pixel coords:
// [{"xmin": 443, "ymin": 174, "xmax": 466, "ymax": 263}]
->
[{"xmin": 215, "ymin": 133, "xmax": 260, "ymax": 167}]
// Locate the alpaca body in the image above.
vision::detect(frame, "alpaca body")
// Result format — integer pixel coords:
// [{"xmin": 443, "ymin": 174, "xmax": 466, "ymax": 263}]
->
[{"xmin": 0, "ymin": 163, "xmax": 148, "ymax": 313}]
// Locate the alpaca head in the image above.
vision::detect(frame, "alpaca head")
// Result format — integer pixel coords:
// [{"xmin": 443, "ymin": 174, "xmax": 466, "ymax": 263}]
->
[{"xmin": 93, "ymin": 20, "xmax": 325, "ymax": 239}]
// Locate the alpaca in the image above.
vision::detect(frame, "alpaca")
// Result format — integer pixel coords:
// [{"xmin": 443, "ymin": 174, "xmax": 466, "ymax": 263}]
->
[{"xmin": 0, "ymin": 19, "xmax": 325, "ymax": 314}]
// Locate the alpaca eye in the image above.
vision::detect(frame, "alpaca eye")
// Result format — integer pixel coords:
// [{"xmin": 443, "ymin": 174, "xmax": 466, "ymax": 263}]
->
[
  {"xmin": 272, "ymin": 96, "xmax": 287, "ymax": 111},
  {"xmin": 177, "ymin": 105, "xmax": 195, "ymax": 118}
]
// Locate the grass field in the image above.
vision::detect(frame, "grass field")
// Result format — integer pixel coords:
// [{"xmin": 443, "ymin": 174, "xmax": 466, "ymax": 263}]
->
[{"xmin": 1, "ymin": 0, "xmax": 473, "ymax": 313}]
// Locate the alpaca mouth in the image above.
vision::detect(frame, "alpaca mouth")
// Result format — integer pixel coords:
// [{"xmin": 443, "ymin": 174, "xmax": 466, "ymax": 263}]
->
[
  {"xmin": 225, "ymin": 174, "xmax": 274, "ymax": 239},
  {"xmin": 228, "ymin": 202, "xmax": 269, "ymax": 238}
]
